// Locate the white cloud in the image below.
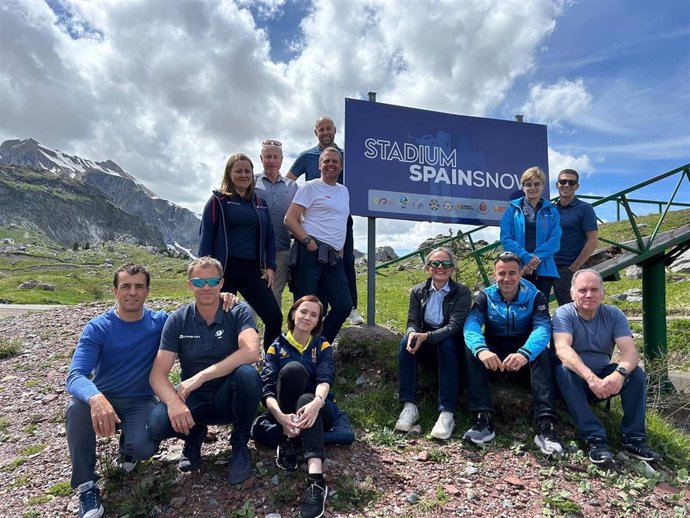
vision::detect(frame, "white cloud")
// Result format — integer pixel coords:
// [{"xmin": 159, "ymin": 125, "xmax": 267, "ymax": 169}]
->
[
  {"xmin": 548, "ymin": 147, "xmax": 595, "ymax": 178},
  {"xmin": 520, "ymin": 78, "xmax": 592, "ymax": 128}
]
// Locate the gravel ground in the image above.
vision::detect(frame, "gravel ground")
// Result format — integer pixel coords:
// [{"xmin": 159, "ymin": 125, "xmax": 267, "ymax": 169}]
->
[{"xmin": 0, "ymin": 304, "xmax": 688, "ymax": 517}]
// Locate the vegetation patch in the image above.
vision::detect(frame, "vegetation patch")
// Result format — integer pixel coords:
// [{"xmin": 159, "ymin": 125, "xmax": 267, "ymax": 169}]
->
[{"xmin": 0, "ymin": 338, "xmax": 21, "ymax": 359}]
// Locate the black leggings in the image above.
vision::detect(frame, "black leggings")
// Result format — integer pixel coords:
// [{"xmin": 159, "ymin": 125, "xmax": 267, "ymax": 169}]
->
[
  {"xmin": 277, "ymin": 362, "xmax": 333, "ymax": 461},
  {"xmin": 222, "ymin": 256, "xmax": 282, "ymax": 349}
]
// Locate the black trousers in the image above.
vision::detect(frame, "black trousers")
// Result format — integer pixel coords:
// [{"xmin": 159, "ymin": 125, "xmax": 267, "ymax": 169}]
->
[
  {"xmin": 275, "ymin": 362, "xmax": 334, "ymax": 461},
  {"xmin": 222, "ymin": 256, "xmax": 282, "ymax": 350}
]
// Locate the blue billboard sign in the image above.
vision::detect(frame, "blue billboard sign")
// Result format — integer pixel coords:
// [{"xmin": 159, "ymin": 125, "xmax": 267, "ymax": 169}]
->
[{"xmin": 344, "ymin": 98, "xmax": 549, "ymax": 226}]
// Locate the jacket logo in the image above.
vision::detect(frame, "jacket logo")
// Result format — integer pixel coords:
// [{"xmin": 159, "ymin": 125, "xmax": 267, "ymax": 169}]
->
[
  {"xmin": 311, "ymin": 348, "xmax": 317, "ymax": 362},
  {"xmin": 215, "ymin": 330, "xmax": 224, "ymax": 338},
  {"xmin": 280, "ymin": 350, "xmax": 289, "ymax": 358}
]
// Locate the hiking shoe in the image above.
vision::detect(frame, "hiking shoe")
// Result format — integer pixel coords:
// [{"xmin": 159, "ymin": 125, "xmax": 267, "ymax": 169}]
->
[
  {"xmin": 178, "ymin": 424, "xmax": 207, "ymax": 472},
  {"xmin": 348, "ymin": 308, "xmax": 364, "ymax": 325},
  {"xmin": 301, "ymin": 479, "xmax": 328, "ymax": 518},
  {"xmin": 276, "ymin": 439, "xmax": 298, "ymax": 472},
  {"xmin": 116, "ymin": 434, "xmax": 137, "ymax": 473},
  {"xmin": 588, "ymin": 439, "xmax": 614, "ymax": 464},
  {"xmin": 534, "ymin": 417, "xmax": 563, "ymax": 456},
  {"xmin": 463, "ymin": 411, "xmax": 495, "ymax": 445},
  {"xmin": 78, "ymin": 482, "xmax": 104, "ymax": 518},
  {"xmin": 430, "ymin": 411, "xmax": 455, "ymax": 440},
  {"xmin": 394, "ymin": 403, "xmax": 419, "ymax": 432},
  {"xmin": 227, "ymin": 443, "xmax": 252, "ymax": 485},
  {"xmin": 621, "ymin": 440, "xmax": 661, "ymax": 462}
]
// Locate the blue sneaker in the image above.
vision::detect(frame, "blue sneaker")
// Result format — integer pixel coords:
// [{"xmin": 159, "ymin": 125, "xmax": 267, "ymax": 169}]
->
[
  {"xmin": 78, "ymin": 482, "xmax": 104, "ymax": 518},
  {"xmin": 227, "ymin": 443, "xmax": 252, "ymax": 485}
]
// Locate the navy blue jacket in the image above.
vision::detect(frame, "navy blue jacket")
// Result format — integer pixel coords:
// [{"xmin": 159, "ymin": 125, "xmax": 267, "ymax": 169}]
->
[
  {"xmin": 261, "ymin": 333, "xmax": 335, "ymax": 405},
  {"xmin": 199, "ymin": 190, "xmax": 276, "ymax": 272}
]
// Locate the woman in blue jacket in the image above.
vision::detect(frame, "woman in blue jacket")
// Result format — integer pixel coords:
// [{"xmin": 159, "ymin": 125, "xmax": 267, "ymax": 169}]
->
[
  {"xmin": 199, "ymin": 153, "xmax": 282, "ymax": 349},
  {"xmin": 256, "ymin": 295, "xmax": 343, "ymax": 518},
  {"xmin": 500, "ymin": 166, "xmax": 561, "ymax": 299}
]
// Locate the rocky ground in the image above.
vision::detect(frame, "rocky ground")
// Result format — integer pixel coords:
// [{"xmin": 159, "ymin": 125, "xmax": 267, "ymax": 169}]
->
[{"xmin": 0, "ymin": 304, "xmax": 688, "ymax": 517}]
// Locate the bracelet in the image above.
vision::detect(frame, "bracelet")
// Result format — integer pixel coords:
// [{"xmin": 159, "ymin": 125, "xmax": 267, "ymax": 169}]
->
[{"xmin": 316, "ymin": 395, "xmax": 325, "ymax": 407}]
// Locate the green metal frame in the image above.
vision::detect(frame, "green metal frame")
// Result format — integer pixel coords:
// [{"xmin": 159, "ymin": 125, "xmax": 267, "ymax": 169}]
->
[{"xmin": 375, "ymin": 163, "xmax": 690, "ymax": 386}]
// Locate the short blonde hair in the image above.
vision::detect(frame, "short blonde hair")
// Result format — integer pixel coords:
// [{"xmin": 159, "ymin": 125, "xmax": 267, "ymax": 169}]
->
[
  {"xmin": 187, "ymin": 256, "xmax": 223, "ymax": 278},
  {"xmin": 520, "ymin": 166, "xmax": 546, "ymax": 186}
]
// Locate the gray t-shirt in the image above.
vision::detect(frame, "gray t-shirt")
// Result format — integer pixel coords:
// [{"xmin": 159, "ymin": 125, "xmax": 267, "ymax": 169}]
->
[
  {"xmin": 254, "ymin": 173, "xmax": 298, "ymax": 251},
  {"xmin": 552, "ymin": 303, "xmax": 632, "ymax": 370},
  {"xmin": 160, "ymin": 301, "xmax": 256, "ymax": 395}
]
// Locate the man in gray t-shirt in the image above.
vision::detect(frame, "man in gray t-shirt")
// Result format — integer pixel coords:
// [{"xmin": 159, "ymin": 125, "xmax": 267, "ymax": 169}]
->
[{"xmin": 552, "ymin": 269, "xmax": 660, "ymax": 464}]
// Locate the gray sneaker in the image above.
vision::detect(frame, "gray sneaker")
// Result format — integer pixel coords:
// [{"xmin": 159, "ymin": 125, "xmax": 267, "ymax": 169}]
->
[
  {"xmin": 534, "ymin": 417, "xmax": 563, "ymax": 456},
  {"xmin": 463, "ymin": 412, "xmax": 495, "ymax": 445}
]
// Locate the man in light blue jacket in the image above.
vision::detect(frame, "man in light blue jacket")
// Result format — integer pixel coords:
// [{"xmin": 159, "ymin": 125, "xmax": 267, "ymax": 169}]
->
[{"xmin": 463, "ymin": 252, "xmax": 562, "ymax": 456}]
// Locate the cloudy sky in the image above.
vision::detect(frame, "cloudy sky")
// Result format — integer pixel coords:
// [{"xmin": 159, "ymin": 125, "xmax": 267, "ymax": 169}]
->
[{"xmin": 1, "ymin": 0, "xmax": 688, "ymax": 254}]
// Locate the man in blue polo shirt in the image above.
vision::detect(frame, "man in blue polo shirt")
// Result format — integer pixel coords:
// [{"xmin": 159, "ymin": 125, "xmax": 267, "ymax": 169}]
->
[
  {"xmin": 147, "ymin": 257, "xmax": 262, "ymax": 485},
  {"xmin": 552, "ymin": 169, "xmax": 598, "ymax": 305},
  {"xmin": 287, "ymin": 116, "xmax": 363, "ymax": 325}
]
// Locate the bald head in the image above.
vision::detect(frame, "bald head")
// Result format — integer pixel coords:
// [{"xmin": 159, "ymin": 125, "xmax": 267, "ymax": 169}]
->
[{"xmin": 314, "ymin": 116, "xmax": 336, "ymax": 148}]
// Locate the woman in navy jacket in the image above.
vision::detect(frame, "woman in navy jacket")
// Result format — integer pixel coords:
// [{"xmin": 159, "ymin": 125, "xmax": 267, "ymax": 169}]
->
[
  {"xmin": 258, "ymin": 295, "xmax": 341, "ymax": 518},
  {"xmin": 500, "ymin": 166, "xmax": 561, "ymax": 299},
  {"xmin": 199, "ymin": 153, "xmax": 282, "ymax": 349}
]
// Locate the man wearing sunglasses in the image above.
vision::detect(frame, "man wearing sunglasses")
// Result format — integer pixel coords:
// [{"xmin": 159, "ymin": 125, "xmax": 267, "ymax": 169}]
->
[
  {"xmin": 463, "ymin": 252, "xmax": 562, "ymax": 456},
  {"xmin": 148, "ymin": 257, "xmax": 262, "ymax": 485},
  {"xmin": 553, "ymin": 169, "xmax": 598, "ymax": 305}
]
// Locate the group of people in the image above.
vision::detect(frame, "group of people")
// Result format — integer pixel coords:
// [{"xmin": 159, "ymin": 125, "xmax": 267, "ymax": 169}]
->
[
  {"xmin": 67, "ymin": 117, "xmax": 359, "ymax": 518},
  {"xmin": 65, "ymin": 153, "xmax": 660, "ymax": 518},
  {"xmin": 396, "ymin": 167, "xmax": 660, "ymax": 466}
]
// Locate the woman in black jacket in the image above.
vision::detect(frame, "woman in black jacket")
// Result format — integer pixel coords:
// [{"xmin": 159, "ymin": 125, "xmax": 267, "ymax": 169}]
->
[{"xmin": 395, "ymin": 247, "xmax": 471, "ymax": 440}]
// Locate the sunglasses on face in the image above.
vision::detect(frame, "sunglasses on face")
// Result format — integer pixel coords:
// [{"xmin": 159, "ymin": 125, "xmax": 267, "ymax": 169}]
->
[
  {"xmin": 558, "ymin": 179, "xmax": 578, "ymax": 186},
  {"xmin": 427, "ymin": 260, "xmax": 454, "ymax": 269},
  {"xmin": 522, "ymin": 182, "xmax": 542, "ymax": 188},
  {"xmin": 190, "ymin": 277, "xmax": 222, "ymax": 288},
  {"xmin": 262, "ymin": 139, "xmax": 282, "ymax": 146}
]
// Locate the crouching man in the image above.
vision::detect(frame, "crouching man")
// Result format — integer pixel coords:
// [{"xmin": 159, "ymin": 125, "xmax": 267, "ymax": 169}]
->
[
  {"xmin": 147, "ymin": 257, "xmax": 262, "ymax": 484},
  {"xmin": 66, "ymin": 264, "xmax": 166, "ymax": 518},
  {"xmin": 463, "ymin": 252, "xmax": 562, "ymax": 455},
  {"xmin": 553, "ymin": 269, "xmax": 660, "ymax": 464}
]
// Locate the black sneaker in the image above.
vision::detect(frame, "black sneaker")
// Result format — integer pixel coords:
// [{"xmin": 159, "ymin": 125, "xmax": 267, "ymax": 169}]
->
[
  {"xmin": 621, "ymin": 440, "xmax": 661, "ymax": 462},
  {"xmin": 78, "ymin": 482, "xmax": 104, "ymax": 518},
  {"xmin": 534, "ymin": 417, "xmax": 563, "ymax": 456},
  {"xmin": 227, "ymin": 443, "xmax": 252, "ymax": 485},
  {"xmin": 276, "ymin": 439, "xmax": 298, "ymax": 472},
  {"xmin": 463, "ymin": 411, "xmax": 495, "ymax": 445},
  {"xmin": 301, "ymin": 479, "xmax": 328, "ymax": 518},
  {"xmin": 178, "ymin": 424, "xmax": 208, "ymax": 472},
  {"xmin": 587, "ymin": 439, "xmax": 614, "ymax": 464}
]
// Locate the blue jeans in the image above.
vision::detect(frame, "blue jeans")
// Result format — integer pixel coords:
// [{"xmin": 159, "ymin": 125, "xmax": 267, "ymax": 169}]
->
[
  {"xmin": 147, "ymin": 364, "xmax": 261, "ymax": 446},
  {"xmin": 294, "ymin": 246, "xmax": 352, "ymax": 343},
  {"xmin": 555, "ymin": 363, "xmax": 647, "ymax": 442},
  {"xmin": 66, "ymin": 396, "xmax": 158, "ymax": 488},
  {"xmin": 398, "ymin": 335, "xmax": 460, "ymax": 412},
  {"xmin": 465, "ymin": 341, "xmax": 558, "ymax": 419}
]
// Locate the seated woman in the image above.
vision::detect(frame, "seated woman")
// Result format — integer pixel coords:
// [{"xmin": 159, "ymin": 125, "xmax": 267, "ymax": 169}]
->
[
  {"xmin": 499, "ymin": 166, "xmax": 561, "ymax": 300},
  {"xmin": 256, "ymin": 295, "xmax": 346, "ymax": 518},
  {"xmin": 395, "ymin": 247, "xmax": 472, "ymax": 440},
  {"xmin": 199, "ymin": 153, "xmax": 283, "ymax": 349}
]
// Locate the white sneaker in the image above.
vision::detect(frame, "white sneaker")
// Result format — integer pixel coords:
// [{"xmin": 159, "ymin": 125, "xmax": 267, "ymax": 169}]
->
[
  {"xmin": 348, "ymin": 308, "xmax": 364, "ymax": 325},
  {"xmin": 430, "ymin": 411, "xmax": 455, "ymax": 440},
  {"xmin": 395, "ymin": 403, "xmax": 418, "ymax": 432}
]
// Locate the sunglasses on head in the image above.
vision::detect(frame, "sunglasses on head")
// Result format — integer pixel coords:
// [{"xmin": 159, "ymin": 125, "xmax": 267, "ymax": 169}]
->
[
  {"xmin": 558, "ymin": 179, "xmax": 577, "ymax": 186},
  {"xmin": 522, "ymin": 182, "xmax": 542, "ymax": 188},
  {"xmin": 190, "ymin": 277, "xmax": 222, "ymax": 288},
  {"xmin": 262, "ymin": 139, "xmax": 282, "ymax": 147},
  {"xmin": 427, "ymin": 260, "xmax": 454, "ymax": 268}
]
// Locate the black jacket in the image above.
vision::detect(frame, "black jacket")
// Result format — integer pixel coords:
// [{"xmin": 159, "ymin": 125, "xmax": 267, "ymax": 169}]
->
[{"xmin": 405, "ymin": 277, "xmax": 472, "ymax": 344}]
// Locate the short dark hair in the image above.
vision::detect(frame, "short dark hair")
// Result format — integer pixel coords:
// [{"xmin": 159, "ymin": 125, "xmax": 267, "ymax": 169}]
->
[
  {"xmin": 113, "ymin": 263, "xmax": 150, "ymax": 289},
  {"xmin": 558, "ymin": 168, "xmax": 580, "ymax": 182},
  {"xmin": 493, "ymin": 251, "xmax": 522, "ymax": 267},
  {"xmin": 286, "ymin": 295, "xmax": 324, "ymax": 337}
]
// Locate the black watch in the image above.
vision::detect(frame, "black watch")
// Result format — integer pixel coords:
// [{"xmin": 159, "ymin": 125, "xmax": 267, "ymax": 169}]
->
[
  {"xmin": 615, "ymin": 366, "xmax": 629, "ymax": 378},
  {"xmin": 302, "ymin": 236, "xmax": 312, "ymax": 245}
]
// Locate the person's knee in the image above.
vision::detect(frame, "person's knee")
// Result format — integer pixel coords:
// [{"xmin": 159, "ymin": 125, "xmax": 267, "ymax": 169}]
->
[
  {"xmin": 436, "ymin": 337, "xmax": 459, "ymax": 359},
  {"xmin": 297, "ymin": 393, "xmax": 315, "ymax": 409},
  {"xmin": 129, "ymin": 437, "xmax": 159, "ymax": 460},
  {"xmin": 280, "ymin": 361, "xmax": 308, "ymax": 383},
  {"xmin": 146, "ymin": 404, "xmax": 171, "ymax": 441},
  {"xmin": 626, "ymin": 367, "xmax": 646, "ymax": 389},
  {"xmin": 234, "ymin": 364, "xmax": 262, "ymax": 396}
]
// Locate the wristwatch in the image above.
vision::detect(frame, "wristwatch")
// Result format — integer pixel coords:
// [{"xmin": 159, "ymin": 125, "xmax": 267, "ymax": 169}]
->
[
  {"xmin": 302, "ymin": 235, "xmax": 312, "ymax": 245},
  {"xmin": 614, "ymin": 366, "xmax": 629, "ymax": 378}
]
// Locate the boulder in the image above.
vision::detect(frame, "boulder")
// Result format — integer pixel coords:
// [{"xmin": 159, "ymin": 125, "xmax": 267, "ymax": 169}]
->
[{"xmin": 670, "ymin": 249, "xmax": 690, "ymax": 273}]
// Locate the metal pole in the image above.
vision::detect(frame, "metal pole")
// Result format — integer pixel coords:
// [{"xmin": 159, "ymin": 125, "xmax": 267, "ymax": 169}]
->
[
  {"xmin": 641, "ymin": 254, "xmax": 673, "ymax": 391},
  {"xmin": 366, "ymin": 91, "xmax": 377, "ymax": 326}
]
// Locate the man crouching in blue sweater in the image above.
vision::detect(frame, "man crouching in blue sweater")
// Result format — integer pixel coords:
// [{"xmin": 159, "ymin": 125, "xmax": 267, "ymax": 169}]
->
[{"xmin": 463, "ymin": 252, "xmax": 562, "ymax": 456}]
